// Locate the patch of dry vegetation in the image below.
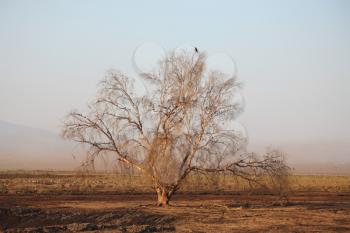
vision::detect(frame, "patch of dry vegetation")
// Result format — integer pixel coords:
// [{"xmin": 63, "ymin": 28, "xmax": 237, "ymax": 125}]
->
[{"xmin": 0, "ymin": 170, "xmax": 349, "ymax": 195}]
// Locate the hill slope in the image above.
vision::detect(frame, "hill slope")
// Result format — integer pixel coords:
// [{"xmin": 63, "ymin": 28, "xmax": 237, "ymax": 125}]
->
[{"xmin": 0, "ymin": 120, "xmax": 82, "ymax": 170}]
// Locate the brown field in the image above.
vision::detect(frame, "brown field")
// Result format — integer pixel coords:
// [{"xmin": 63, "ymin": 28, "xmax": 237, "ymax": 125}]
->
[{"xmin": 1, "ymin": 171, "xmax": 350, "ymax": 232}]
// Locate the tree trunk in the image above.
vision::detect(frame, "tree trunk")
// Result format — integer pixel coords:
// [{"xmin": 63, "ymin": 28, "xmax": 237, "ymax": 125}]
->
[{"xmin": 156, "ymin": 187, "xmax": 173, "ymax": 207}]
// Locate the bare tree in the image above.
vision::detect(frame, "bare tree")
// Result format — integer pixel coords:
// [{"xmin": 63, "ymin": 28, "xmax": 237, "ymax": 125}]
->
[{"xmin": 62, "ymin": 50, "xmax": 289, "ymax": 207}]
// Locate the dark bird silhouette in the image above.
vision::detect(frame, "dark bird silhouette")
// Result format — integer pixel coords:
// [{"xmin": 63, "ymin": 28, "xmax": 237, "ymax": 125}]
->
[{"xmin": 194, "ymin": 47, "xmax": 198, "ymax": 53}]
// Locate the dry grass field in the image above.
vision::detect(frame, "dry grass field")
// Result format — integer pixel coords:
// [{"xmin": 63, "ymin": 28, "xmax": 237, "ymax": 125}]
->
[{"xmin": 0, "ymin": 171, "xmax": 349, "ymax": 232}]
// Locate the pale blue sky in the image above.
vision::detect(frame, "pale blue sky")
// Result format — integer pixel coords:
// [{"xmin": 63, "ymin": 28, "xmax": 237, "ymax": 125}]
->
[{"xmin": 1, "ymin": 0, "xmax": 350, "ymax": 153}]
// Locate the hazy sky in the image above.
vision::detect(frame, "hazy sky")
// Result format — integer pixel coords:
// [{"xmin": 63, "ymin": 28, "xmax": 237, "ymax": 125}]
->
[{"xmin": 1, "ymin": 0, "xmax": 350, "ymax": 148}]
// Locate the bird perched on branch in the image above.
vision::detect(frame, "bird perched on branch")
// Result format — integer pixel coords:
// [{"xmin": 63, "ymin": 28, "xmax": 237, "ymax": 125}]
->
[{"xmin": 194, "ymin": 47, "xmax": 198, "ymax": 53}]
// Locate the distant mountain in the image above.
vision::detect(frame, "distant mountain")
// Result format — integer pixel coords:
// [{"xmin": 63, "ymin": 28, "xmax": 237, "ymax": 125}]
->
[{"xmin": 0, "ymin": 120, "xmax": 84, "ymax": 170}]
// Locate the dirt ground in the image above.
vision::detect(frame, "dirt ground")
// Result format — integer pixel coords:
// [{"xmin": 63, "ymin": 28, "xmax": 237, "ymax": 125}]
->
[{"xmin": 0, "ymin": 192, "xmax": 349, "ymax": 233}]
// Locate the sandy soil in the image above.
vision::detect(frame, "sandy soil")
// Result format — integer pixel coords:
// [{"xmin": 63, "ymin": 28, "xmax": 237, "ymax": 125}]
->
[{"xmin": 1, "ymin": 192, "xmax": 349, "ymax": 232}]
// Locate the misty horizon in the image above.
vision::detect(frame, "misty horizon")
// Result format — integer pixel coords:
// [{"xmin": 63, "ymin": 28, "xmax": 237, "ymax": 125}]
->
[{"xmin": 0, "ymin": 119, "xmax": 349, "ymax": 175}]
